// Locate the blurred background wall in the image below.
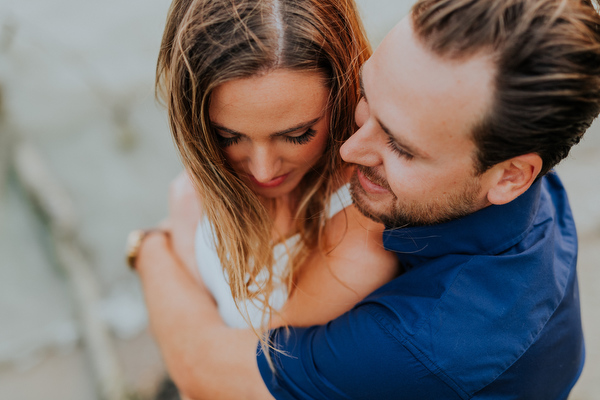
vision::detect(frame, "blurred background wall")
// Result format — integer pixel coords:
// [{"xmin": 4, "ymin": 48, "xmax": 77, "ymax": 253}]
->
[{"xmin": 0, "ymin": 0, "xmax": 598, "ymax": 399}]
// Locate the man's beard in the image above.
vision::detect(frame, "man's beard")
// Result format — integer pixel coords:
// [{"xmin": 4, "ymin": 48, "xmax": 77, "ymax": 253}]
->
[{"xmin": 350, "ymin": 166, "xmax": 483, "ymax": 229}]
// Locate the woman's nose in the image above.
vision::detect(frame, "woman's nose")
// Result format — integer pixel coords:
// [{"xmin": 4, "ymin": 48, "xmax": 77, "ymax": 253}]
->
[{"xmin": 248, "ymin": 146, "xmax": 281, "ymax": 182}]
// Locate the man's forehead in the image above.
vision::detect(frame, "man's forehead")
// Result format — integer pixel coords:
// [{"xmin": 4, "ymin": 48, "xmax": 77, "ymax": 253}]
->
[
  {"xmin": 362, "ymin": 16, "xmax": 421, "ymax": 104},
  {"xmin": 368, "ymin": 14, "xmax": 495, "ymax": 86},
  {"xmin": 376, "ymin": 16, "xmax": 412, "ymax": 64},
  {"xmin": 369, "ymin": 16, "xmax": 493, "ymax": 102},
  {"xmin": 361, "ymin": 13, "xmax": 495, "ymax": 155}
]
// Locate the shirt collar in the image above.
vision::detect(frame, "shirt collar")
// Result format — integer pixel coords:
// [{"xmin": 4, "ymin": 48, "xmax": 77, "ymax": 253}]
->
[{"xmin": 383, "ymin": 179, "xmax": 542, "ymax": 263}]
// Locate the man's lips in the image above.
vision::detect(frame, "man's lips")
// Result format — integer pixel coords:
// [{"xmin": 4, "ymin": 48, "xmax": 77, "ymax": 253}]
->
[
  {"xmin": 249, "ymin": 173, "xmax": 289, "ymax": 188},
  {"xmin": 356, "ymin": 168, "xmax": 389, "ymax": 194}
]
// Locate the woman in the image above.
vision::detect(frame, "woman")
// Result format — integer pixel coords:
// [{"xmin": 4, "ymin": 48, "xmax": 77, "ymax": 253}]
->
[{"xmin": 155, "ymin": 0, "xmax": 398, "ymax": 337}]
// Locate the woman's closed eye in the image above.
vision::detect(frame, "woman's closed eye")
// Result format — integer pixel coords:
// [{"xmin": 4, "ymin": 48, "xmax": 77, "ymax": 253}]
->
[
  {"xmin": 217, "ymin": 128, "xmax": 318, "ymax": 147},
  {"xmin": 284, "ymin": 128, "xmax": 317, "ymax": 145},
  {"xmin": 216, "ymin": 132, "xmax": 241, "ymax": 147}
]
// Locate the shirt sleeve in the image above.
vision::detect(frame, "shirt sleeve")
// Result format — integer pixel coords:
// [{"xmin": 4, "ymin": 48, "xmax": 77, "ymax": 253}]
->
[{"xmin": 256, "ymin": 305, "xmax": 462, "ymax": 400}]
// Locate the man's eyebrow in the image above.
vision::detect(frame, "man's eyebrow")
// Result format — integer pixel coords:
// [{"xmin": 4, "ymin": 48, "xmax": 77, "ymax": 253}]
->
[
  {"xmin": 377, "ymin": 117, "xmax": 428, "ymax": 158},
  {"xmin": 212, "ymin": 116, "xmax": 322, "ymax": 137}
]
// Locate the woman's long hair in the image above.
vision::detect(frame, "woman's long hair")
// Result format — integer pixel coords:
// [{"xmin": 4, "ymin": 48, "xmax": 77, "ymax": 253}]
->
[{"xmin": 156, "ymin": 0, "xmax": 370, "ymax": 337}]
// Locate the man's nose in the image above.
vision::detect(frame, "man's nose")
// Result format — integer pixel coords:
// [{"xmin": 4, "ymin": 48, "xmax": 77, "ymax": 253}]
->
[
  {"xmin": 340, "ymin": 122, "xmax": 383, "ymax": 167},
  {"xmin": 249, "ymin": 146, "xmax": 281, "ymax": 182}
]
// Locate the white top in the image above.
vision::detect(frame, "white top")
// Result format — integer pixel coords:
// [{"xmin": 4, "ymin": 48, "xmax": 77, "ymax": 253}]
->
[{"xmin": 194, "ymin": 184, "xmax": 353, "ymax": 328}]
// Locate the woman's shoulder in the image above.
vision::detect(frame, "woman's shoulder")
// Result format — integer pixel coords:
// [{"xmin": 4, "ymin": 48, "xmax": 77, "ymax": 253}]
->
[
  {"xmin": 277, "ymin": 203, "xmax": 399, "ymax": 327},
  {"xmin": 325, "ymin": 202, "xmax": 394, "ymax": 259},
  {"xmin": 321, "ymin": 202, "xmax": 399, "ymax": 291}
]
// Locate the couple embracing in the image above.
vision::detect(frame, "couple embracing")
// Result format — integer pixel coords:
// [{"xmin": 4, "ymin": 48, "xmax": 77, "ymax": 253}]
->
[{"xmin": 128, "ymin": 0, "xmax": 600, "ymax": 398}]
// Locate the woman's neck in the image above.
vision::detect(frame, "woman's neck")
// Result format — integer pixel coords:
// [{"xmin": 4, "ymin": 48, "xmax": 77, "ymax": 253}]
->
[
  {"xmin": 261, "ymin": 165, "xmax": 354, "ymax": 241},
  {"xmin": 260, "ymin": 193, "xmax": 296, "ymax": 241}
]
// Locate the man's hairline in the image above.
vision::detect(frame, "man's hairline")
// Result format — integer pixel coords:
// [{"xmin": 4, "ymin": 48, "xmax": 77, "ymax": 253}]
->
[
  {"xmin": 408, "ymin": 20, "xmax": 500, "ymax": 175},
  {"xmin": 358, "ymin": 58, "xmax": 493, "ymax": 167}
]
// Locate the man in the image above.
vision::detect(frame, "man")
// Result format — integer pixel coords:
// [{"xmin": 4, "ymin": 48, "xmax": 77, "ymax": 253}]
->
[{"xmin": 134, "ymin": 0, "xmax": 600, "ymax": 398}]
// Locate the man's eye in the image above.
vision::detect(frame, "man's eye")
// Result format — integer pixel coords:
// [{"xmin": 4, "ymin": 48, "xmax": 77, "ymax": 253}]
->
[
  {"xmin": 284, "ymin": 128, "xmax": 317, "ymax": 145},
  {"xmin": 386, "ymin": 137, "xmax": 413, "ymax": 160}
]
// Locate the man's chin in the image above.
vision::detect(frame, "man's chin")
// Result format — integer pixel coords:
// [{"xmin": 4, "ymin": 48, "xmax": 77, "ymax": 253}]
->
[
  {"xmin": 349, "ymin": 179, "xmax": 424, "ymax": 229},
  {"xmin": 352, "ymin": 198, "xmax": 413, "ymax": 229},
  {"xmin": 352, "ymin": 196, "xmax": 384, "ymax": 223},
  {"xmin": 349, "ymin": 178, "xmax": 387, "ymax": 224}
]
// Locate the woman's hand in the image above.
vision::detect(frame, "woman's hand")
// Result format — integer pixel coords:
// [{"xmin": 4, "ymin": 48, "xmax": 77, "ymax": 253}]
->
[{"xmin": 162, "ymin": 170, "xmax": 203, "ymax": 280}]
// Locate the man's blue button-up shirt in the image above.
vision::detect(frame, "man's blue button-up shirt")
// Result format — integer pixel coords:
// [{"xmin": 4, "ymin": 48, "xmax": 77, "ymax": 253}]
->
[{"xmin": 257, "ymin": 173, "xmax": 584, "ymax": 399}]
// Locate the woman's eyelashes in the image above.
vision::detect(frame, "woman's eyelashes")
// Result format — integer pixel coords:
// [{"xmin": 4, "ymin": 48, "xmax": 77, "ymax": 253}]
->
[
  {"xmin": 217, "ymin": 134, "xmax": 241, "ymax": 147},
  {"xmin": 283, "ymin": 128, "xmax": 317, "ymax": 145},
  {"xmin": 217, "ymin": 128, "xmax": 317, "ymax": 147}
]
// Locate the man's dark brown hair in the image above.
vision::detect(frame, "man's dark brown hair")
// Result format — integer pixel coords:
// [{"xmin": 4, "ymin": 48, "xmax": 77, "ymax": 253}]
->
[{"xmin": 412, "ymin": 0, "xmax": 600, "ymax": 176}]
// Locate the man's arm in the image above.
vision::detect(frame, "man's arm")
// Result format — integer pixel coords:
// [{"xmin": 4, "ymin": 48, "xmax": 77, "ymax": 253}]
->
[
  {"xmin": 136, "ymin": 232, "xmax": 274, "ymax": 400},
  {"xmin": 258, "ymin": 305, "xmax": 463, "ymax": 400}
]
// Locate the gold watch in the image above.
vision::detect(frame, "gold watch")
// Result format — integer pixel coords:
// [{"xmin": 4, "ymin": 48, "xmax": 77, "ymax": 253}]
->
[{"xmin": 126, "ymin": 229, "xmax": 165, "ymax": 270}]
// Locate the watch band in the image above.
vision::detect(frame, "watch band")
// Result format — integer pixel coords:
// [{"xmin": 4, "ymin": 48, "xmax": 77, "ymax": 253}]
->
[{"xmin": 126, "ymin": 229, "xmax": 167, "ymax": 270}]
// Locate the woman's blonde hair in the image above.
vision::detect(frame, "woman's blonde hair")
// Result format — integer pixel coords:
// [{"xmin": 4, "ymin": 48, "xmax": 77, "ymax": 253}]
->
[{"xmin": 156, "ymin": 0, "xmax": 370, "ymax": 333}]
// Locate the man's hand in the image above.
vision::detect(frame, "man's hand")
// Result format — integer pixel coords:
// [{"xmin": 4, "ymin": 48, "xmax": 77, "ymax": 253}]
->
[{"xmin": 162, "ymin": 170, "xmax": 202, "ymax": 280}]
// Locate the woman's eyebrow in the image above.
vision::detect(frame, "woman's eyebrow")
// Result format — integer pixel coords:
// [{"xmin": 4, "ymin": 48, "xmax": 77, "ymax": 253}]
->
[{"xmin": 212, "ymin": 116, "xmax": 323, "ymax": 137}]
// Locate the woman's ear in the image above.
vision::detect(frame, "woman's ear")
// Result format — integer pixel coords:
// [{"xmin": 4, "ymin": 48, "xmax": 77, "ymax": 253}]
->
[{"xmin": 486, "ymin": 153, "xmax": 543, "ymax": 205}]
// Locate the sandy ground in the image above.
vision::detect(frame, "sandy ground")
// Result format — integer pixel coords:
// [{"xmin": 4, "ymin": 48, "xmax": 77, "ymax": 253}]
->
[{"xmin": 0, "ymin": 0, "xmax": 598, "ymax": 399}]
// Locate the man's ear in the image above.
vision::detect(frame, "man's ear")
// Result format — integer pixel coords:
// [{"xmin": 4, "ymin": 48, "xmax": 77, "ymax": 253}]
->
[{"xmin": 486, "ymin": 153, "xmax": 543, "ymax": 205}]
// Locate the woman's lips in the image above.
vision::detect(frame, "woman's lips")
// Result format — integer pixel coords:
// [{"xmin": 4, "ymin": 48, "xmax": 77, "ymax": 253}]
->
[
  {"xmin": 250, "ymin": 173, "xmax": 289, "ymax": 188},
  {"xmin": 357, "ymin": 168, "xmax": 388, "ymax": 194}
]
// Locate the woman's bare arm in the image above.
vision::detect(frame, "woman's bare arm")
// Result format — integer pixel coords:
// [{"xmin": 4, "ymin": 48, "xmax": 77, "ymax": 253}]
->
[
  {"xmin": 143, "ymin": 173, "xmax": 398, "ymax": 397},
  {"xmin": 137, "ymin": 233, "xmax": 273, "ymax": 400},
  {"xmin": 271, "ymin": 204, "xmax": 400, "ymax": 328}
]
